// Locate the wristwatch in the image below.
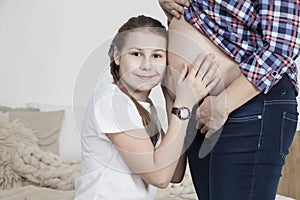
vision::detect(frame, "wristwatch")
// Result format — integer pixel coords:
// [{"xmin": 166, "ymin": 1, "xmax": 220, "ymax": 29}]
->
[{"xmin": 171, "ymin": 107, "xmax": 191, "ymax": 120}]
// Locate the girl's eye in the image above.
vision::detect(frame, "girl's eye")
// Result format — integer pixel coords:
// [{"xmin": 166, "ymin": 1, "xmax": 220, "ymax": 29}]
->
[
  {"xmin": 131, "ymin": 52, "xmax": 141, "ymax": 57},
  {"xmin": 153, "ymin": 53, "xmax": 163, "ymax": 59}
]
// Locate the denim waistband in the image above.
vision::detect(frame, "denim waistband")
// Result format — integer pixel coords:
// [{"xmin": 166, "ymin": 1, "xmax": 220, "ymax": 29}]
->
[{"xmin": 249, "ymin": 74, "xmax": 296, "ymax": 103}]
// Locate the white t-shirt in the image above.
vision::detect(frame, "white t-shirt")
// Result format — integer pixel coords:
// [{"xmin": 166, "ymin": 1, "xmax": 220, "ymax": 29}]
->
[{"xmin": 75, "ymin": 83, "xmax": 162, "ymax": 200}]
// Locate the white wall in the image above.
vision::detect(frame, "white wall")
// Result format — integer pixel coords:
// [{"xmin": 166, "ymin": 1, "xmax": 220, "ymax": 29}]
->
[
  {"xmin": 0, "ymin": 0, "xmax": 300, "ymax": 129},
  {"xmin": 0, "ymin": 0, "xmax": 166, "ymax": 107}
]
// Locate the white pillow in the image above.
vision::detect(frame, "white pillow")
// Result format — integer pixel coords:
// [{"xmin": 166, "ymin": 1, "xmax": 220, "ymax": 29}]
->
[{"xmin": 26, "ymin": 103, "xmax": 83, "ymax": 159}]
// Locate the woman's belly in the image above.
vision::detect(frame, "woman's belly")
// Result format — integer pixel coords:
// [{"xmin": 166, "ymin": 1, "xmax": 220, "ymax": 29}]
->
[{"xmin": 168, "ymin": 17, "xmax": 241, "ymax": 95}]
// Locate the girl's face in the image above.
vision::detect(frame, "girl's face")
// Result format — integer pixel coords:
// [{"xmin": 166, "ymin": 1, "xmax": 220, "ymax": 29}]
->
[{"xmin": 114, "ymin": 31, "xmax": 167, "ymax": 100}]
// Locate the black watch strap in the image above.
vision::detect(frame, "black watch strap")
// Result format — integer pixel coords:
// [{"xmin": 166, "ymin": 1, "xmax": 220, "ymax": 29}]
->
[{"xmin": 171, "ymin": 107, "xmax": 191, "ymax": 120}]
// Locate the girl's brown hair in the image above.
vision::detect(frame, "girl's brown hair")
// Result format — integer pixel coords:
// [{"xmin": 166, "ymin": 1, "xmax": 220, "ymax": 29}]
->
[{"xmin": 108, "ymin": 15, "xmax": 167, "ymax": 145}]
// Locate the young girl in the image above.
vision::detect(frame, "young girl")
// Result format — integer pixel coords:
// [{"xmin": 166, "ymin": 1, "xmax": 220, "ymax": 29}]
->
[{"xmin": 75, "ymin": 15, "xmax": 220, "ymax": 200}]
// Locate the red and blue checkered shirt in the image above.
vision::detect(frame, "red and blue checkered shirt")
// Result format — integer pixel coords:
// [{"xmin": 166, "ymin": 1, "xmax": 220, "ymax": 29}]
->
[{"xmin": 184, "ymin": 0, "xmax": 300, "ymax": 93}]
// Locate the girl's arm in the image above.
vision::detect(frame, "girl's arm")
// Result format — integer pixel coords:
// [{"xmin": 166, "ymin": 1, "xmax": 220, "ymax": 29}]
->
[
  {"xmin": 161, "ymin": 87, "xmax": 187, "ymax": 183},
  {"xmin": 107, "ymin": 91, "xmax": 192, "ymax": 189},
  {"xmin": 108, "ymin": 55, "xmax": 220, "ymax": 188},
  {"xmin": 171, "ymin": 152, "xmax": 187, "ymax": 183}
]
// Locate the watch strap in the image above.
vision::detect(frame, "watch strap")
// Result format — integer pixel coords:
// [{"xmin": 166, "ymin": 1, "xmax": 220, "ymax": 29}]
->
[{"xmin": 171, "ymin": 106, "xmax": 191, "ymax": 120}]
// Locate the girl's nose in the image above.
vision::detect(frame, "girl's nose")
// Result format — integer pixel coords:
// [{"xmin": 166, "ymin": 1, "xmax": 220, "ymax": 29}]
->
[{"xmin": 140, "ymin": 57, "xmax": 152, "ymax": 70}]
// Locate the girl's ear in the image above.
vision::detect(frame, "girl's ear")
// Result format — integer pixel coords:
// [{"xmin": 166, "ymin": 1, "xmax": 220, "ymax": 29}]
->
[{"xmin": 113, "ymin": 47, "xmax": 120, "ymax": 65}]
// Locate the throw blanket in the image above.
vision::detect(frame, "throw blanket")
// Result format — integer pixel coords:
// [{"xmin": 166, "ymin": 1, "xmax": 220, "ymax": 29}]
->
[
  {"xmin": 0, "ymin": 112, "xmax": 80, "ymax": 191},
  {"xmin": 0, "ymin": 185, "xmax": 75, "ymax": 200},
  {"xmin": 12, "ymin": 143, "xmax": 80, "ymax": 190}
]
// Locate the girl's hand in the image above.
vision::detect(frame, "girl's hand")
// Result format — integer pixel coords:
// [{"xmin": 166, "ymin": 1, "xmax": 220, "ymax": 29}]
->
[
  {"xmin": 175, "ymin": 54, "xmax": 221, "ymax": 108},
  {"xmin": 158, "ymin": 0, "xmax": 190, "ymax": 20}
]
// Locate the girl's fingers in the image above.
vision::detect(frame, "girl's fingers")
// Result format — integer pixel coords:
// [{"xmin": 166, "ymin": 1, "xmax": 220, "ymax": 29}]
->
[
  {"xmin": 193, "ymin": 54, "xmax": 205, "ymax": 75},
  {"xmin": 187, "ymin": 63, "xmax": 199, "ymax": 79},
  {"xmin": 205, "ymin": 76, "xmax": 221, "ymax": 94},
  {"xmin": 178, "ymin": 63, "xmax": 188, "ymax": 83},
  {"xmin": 196, "ymin": 54, "xmax": 214, "ymax": 80},
  {"xmin": 202, "ymin": 61, "xmax": 219, "ymax": 85},
  {"xmin": 188, "ymin": 54, "xmax": 205, "ymax": 79}
]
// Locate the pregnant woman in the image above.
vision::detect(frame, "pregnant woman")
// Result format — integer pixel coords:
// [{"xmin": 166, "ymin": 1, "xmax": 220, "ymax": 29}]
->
[{"xmin": 159, "ymin": 0, "xmax": 300, "ymax": 199}]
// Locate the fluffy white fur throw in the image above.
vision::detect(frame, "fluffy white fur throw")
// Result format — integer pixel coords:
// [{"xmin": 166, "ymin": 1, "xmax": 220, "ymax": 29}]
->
[
  {"xmin": 0, "ymin": 112, "xmax": 34, "ymax": 189},
  {"xmin": 0, "ymin": 112, "xmax": 80, "ymax": 191}
]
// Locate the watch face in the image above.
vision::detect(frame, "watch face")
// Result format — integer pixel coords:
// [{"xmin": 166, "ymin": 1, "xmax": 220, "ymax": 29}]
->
[
  {"xmin": 171, "ymin": 107, "xmax": 191, "ymax": 120},
  {"xmin": 180, "ymin": 108, "xmax": 190, "ymax": 119},
  {"xmin": 178, "ymin": 107, "xmax": 191, "ymax": 120}
]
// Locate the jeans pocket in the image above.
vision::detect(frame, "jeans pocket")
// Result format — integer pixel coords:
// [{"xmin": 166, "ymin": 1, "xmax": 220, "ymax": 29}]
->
[
  {"xmin": 227, "ymin": 114, "xmax": 262, "ymax": 123},
  {"xmin": 280, "ymin": 112, "xmax": 298, "ymax": 161}
]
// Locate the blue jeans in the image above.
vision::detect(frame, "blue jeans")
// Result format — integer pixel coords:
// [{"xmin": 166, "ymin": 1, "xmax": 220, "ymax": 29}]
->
[{"xmin": 187, "ymin": 75, "xmax": 298, "ymax": 200}]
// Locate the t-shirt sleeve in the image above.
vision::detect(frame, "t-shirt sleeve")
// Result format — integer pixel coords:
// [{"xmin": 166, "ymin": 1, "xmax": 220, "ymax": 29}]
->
[{"xmin": 93, "ymin": 92, "xmax": 144, "ymax": 134}]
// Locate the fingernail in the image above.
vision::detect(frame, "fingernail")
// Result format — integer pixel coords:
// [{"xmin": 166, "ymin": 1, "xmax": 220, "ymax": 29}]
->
[{"xmin": 185, "ymin": 1, "xmax": 190, "ymax": 7}]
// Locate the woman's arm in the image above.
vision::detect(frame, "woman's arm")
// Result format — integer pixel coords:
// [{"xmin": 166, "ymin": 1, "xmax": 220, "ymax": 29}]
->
[
  {"xmin": 197, "ymin": 0, "xmax": 300, "ymax": 136},
  {"xmin": 197, "ymin": 73, "xmax": 261, "ymax": 138},
  {"xmin": 235, "ymin": 0, "xmax": 300, "ymax": 93}
]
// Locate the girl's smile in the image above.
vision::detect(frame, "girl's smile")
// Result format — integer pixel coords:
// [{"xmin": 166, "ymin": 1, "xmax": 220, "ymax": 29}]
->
[{"xmin": 135, "ymin": 74, "xmax": 157, "ymax": 80}]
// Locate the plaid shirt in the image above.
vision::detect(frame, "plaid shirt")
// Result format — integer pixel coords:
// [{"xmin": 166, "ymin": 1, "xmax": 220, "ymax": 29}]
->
[{"xmin": 184, "ymin": 0, "xmax": 300, "ymax": 93}]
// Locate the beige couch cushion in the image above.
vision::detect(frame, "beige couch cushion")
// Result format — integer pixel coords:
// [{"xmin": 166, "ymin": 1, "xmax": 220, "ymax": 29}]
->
[
  {"xmin": 9, "ymin": 110, "xmax": 64, "ymax": 154},
  {"xmin": 0, "ymin": 106, "xmax": 39, "ymax": 113}
]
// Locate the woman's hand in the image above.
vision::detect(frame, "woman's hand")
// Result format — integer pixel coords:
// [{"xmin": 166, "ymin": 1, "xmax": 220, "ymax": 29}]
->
[
  {"xmin": 196, "ymin": 95, "xmax": 229, "ymax": 138},
  {"xmin": 175, "ymin": 54, "xmax": 221, "ymax": 108},
  {"xmin": 158, "ymin": 0, "xmax": 190, "ymax": 20}
]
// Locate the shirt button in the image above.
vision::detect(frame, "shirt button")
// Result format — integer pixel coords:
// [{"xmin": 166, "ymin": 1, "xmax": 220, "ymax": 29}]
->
[
  {"xmin": 271, "ymin": 70, "xmax": 280, "ymax": 79},
  {"xmin": 258, "ymin": 115, "xmax": 262, "ymax": 119}
]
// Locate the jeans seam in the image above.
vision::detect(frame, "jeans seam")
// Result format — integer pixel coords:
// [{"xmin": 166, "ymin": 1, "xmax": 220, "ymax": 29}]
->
[
  {"xmin": 264, "ymin": 100, "xmax": 297, "ymax": 105},
  {"xmin": 284, "ymin": 116, "xmax": 298, "ymax": 122},
  {"xmin": 249, "ymin": 163, "xmax": 256, "ymax": 200},
  {"xmin": 227, "ymin": 116, "xmax": 259, "ymax": 122},
  {"xmin": 249, "ymin": 101, "xmax": 265, "ymax": 200},
  {"xmin": 257, "ymin": 101, "xmax": 265, "ymax": 150},
  {"xmin": 280, "ymin": 112, "xmax": 286, "ymax": 160}
]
